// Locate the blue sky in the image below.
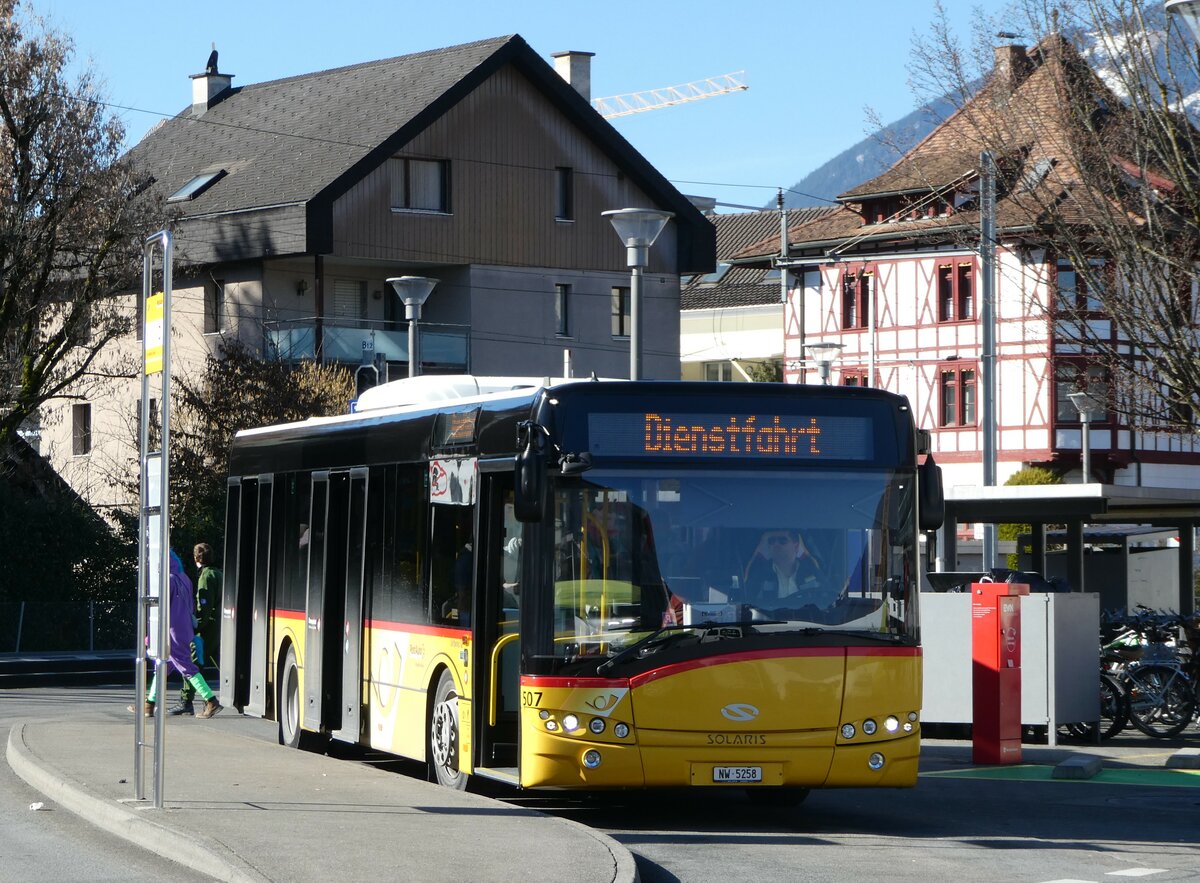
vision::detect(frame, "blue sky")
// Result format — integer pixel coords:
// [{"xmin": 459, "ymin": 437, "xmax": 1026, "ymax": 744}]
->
[{"xmin": 39, "ymin": 0, "xmax": 1009, "ymax": 209}]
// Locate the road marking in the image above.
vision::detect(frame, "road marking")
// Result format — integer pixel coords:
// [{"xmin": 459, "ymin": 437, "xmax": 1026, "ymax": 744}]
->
[{"xmin": 1106, "ymin": 871, "xmax": 1166, "ymax": 878}]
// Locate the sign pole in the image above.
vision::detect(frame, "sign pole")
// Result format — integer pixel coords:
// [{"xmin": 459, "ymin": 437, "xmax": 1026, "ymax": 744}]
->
[{"xmin": 135, "ymin": 230, "xmax": 173, "ymax": 808}]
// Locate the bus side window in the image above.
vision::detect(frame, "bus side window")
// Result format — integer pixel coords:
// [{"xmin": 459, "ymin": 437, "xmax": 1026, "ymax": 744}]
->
[
  {"xmin": 431, "ymin": 504, "xmax": 473, "ymax": 625},
  {"xmin": 501, "ymin": 497, "xmax": 522, "ymax": 612},
  {"xmin": 382, "ymin": 465, "xmax": 425, "ymax": 624}
]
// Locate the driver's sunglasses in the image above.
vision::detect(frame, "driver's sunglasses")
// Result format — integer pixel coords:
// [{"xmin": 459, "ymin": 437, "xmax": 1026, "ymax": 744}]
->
[{"xmin": 766, "ymin": 535, "xmax": 795, "ymax": 546}]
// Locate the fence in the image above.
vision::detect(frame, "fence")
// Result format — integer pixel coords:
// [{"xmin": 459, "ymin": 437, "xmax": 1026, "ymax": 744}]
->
[{"xmin": 0, "ymin": 601, "xmax": 136, "ymax": 653}]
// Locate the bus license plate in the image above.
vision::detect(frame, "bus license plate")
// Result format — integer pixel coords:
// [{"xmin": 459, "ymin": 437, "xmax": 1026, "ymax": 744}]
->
[{"xmin": 713, "ymin": 766, "xmax": 761, "ymax": 783}]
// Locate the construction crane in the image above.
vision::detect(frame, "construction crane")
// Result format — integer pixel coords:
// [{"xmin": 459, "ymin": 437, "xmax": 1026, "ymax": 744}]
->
[{"xmin": 593, "ymin": 71, "xmax": 747, "ymax": 119}]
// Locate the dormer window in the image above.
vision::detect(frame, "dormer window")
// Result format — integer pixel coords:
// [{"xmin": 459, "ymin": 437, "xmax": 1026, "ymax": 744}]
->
[
  {"xmin": 168, "ymin": 169, "xmax": 226, "ymax": 202},
  {"xmin": 696, "ymin": 262, "xmax": 731, "ymax": 286}
]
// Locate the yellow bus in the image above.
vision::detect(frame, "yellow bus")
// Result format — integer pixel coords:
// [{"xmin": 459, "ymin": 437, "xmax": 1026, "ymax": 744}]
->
[{"xmin": 219, "ymin": 376, "xmax": 943, "ymax": 801}]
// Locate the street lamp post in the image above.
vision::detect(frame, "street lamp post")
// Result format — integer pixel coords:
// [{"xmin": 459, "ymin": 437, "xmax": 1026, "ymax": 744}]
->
[
  {"xmin": 387, "ymin": 276, "xmax": 438, "ymax": 378},
  {"xmin": 1068, "ymin": 391, "xmax": 1096, "ymax": 483},
  {"xmin": 602, "ymin": 208, "xmax": 673, "ymax": 380},
  {"xmin": 804, "ymin": 341, "xmax": 844, "ymax": 385},
  {"xmin": 1167, "ymin": 0, "xmax": 1200, "ymax": 42}
]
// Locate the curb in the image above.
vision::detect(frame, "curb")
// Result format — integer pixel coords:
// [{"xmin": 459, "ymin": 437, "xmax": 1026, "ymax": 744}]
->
[
  {"xmin": 5, "ymin": 723, "xmax": 269, "ymax": 883},
  {"xmin": 553, "ymin": 814, "xmax": 640, "ymax": 883}
]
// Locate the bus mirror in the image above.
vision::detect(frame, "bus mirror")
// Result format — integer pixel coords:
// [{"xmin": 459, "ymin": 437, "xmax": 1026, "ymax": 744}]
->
[
  {"xmin": 917, "ymin": 454, "xmax": 945, "ymax": 531},
  {"xmin": 515, "ymin": 422, "xmax": 548, "ymax": 522}
]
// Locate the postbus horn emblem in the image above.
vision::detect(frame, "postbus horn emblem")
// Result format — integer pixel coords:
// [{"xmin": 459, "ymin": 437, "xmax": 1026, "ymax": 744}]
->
[{"xmin": 721, "ymin": 703, "xmax": 760, "ymax": 722}]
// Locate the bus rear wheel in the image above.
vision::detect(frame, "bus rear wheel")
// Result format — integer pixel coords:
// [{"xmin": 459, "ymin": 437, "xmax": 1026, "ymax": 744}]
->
[
  {"xmin": 278, "ymin": 646, "xmax": 302, "ymax": 749},
  {"xmin": 429, "ymin": 670, "xmax": 467, "ymax": 790}
]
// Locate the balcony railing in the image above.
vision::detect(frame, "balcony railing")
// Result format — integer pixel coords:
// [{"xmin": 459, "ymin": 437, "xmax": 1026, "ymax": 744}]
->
[{"xmin": 264, "ymin": 317, "xmax": 470, "ymax": 371}]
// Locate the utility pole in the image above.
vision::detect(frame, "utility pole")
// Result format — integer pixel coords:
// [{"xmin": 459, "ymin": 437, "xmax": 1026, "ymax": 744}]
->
[{"xmin": 980, "ymin": 151, "xmax": 998, "ymax": 572}]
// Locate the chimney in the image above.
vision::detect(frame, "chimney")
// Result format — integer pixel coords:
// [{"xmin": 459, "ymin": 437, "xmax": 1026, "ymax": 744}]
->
[
  {"xmin": 190, "ymin": 44, "xmax": 233, "ymax": 115},
  {"xmin": 992, "ymin": 44, "xmax": 1031, "ymax": 95},
  {"xmin": 552, "ymin": 51, "xmax": 595, "ymax": 102}
]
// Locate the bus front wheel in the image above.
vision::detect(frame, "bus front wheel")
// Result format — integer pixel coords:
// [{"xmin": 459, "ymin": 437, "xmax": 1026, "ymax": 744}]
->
[{"xmin": 429, "ymin": 670, "xmax": 467, "ymax": 790}]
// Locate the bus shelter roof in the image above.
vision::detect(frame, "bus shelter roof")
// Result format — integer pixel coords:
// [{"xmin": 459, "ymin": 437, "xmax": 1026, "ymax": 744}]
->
[{"xmin": 944, "ymin": 483, "xmax": 1200, "ymax": 524}]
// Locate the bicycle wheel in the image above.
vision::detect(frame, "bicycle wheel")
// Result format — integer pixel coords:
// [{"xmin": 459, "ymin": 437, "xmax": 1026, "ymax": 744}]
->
[
  {"xmin": 1098, "ymin": 672, "xmax": 1127, "ymax": 740},
  {"xmin": 1125, "ymin": 664, "xmax": 1196, "ymax": 738}
]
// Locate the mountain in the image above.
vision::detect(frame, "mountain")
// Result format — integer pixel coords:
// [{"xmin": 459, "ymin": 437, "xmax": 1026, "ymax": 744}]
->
[{"xmin": 781, "ymin": 96, "xmax": 960, "ymax": 209}]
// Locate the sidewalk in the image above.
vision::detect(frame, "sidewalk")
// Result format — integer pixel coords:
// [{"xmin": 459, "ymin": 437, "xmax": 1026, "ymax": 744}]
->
[{"xmin": 6, "ymin": 705, "xmax": 636, "ymax": 883}]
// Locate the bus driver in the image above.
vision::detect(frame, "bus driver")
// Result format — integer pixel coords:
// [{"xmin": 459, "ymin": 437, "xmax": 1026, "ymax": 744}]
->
[{"xmin": 743, "ymin": 529, "xmax": 822, "ymax": 611}]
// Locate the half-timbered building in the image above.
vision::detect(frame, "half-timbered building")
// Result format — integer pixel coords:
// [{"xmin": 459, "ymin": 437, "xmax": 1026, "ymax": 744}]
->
[{"xmin": 736, "ymin": 36, "xmax": 1200, "ymax": 498}]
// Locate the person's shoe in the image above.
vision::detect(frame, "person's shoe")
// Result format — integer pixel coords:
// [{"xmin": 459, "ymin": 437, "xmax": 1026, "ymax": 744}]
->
[
  {"xmin": 197, "ymin": 699, "xmax": 223, "ymax": 719},
  {"xmin": 127, "ymin": 702, "xmax": 155, "ymax": 717},
  {"xmin": 167, "ymin": 700, "xmax": 195, "ymax": 716}
]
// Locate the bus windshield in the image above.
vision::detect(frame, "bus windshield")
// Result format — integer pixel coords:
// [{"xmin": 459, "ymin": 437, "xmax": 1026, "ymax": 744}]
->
[{"xmin": 548, "ymin": 468, "xmax": 918, "ymax": 667}]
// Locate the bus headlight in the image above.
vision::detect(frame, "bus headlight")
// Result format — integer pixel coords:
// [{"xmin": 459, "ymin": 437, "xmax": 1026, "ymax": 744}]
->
[
  {"xmin": 841, "ymin": 723, "xmax": 856, "ymax": 739},
  {"xmin": 545, "ymin": 720, "xmax": 558, "ymax": 732},
  {"xmin": 868, "ymin": 752, "xmax": 885, "ymax": 770},
  {"xmin": 589, "ymin": 718, "xmax": 606, "ymax": 734},
  {"xmin": 613, "ymin": 722, "xmax": 630, "ymax": 738},
  {"xmin": 862, "ymin": 718, "xmax": 877, "ymax": 735},
  {"xmin": 582, "ymin": 750, "xmax": 602, "ymax": 769},
  {"xmin": 884, "ymin": 715, "xmax": 900, "ymax": 733},
  {"xmin": 562, "ymin": 714, "xmax": 580, "ymax": 732}
]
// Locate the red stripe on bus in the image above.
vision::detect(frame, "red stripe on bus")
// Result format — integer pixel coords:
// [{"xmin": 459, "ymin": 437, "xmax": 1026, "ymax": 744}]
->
[
  {"xmin": 365, "ymin": 621, "xmax": 471, "ymax": 639},
  {"xmin": 521, "ymin": 676, "xmax": 631, "ymax": 689},
  {"xmin": 628, "ymin": 647, "xmax": 846, "ymax": 688},
  {"xmin": 846, "ymin": 646, "xmax": 921, "ymax": 658},
  {"xmin": 274, "ymin": 609, "xmax": 304, "ymax": 622}
]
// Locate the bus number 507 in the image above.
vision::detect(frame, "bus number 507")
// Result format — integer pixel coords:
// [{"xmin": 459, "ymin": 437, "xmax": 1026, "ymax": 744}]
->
[{"xmin": 521, "ymin": 691, "xmax": 542, "ymax": 708}]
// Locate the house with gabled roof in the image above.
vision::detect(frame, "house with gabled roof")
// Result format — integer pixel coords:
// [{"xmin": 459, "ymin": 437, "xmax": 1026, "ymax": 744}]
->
[{"xmin": 42, "ymin": 35, "xmax": 714, "ymax": 511}]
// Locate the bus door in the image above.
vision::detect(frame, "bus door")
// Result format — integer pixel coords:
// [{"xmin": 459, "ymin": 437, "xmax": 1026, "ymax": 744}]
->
[
  {"xmin": 220, "ymin": 475, "xmax": 271, "ymax": 710},
  {"xmin": 475, "ymin": 472, "xmax": 523, "ymax": 775},
  {"xmin": 304, "ymin": 470, "xmax": 359, "ymax": 734},
  {"xmin": 245, "ymin": 476, "xmax": 275, "ymax": 717},
  {"xmin": 333, "ymin": 469, "xmax": 368, "ymax": 744}
]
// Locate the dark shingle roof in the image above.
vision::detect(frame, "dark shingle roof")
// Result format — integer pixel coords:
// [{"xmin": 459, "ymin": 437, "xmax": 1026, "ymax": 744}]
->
[
  {"xmin": 130, "ymin": 36, "xmax": 514, "ymax": 216},
  {"xmin": 683, "ymin": 207, "xmax": 836, "ymax": 310},
  {"xmin": 128, "ymin": 34, "xmax": 716, "ymax": 271}
]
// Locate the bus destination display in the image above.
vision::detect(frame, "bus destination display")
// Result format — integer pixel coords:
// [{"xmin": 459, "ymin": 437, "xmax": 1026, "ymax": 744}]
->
[{"xmin": 587, "ymin": 412, "xmax": 874, "ymax": 460}]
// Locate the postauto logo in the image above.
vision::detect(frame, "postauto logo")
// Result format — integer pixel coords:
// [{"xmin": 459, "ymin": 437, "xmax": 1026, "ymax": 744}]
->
[{"xmin": 720, "ymin": 703, "xmax": 760, "ymax": 723}]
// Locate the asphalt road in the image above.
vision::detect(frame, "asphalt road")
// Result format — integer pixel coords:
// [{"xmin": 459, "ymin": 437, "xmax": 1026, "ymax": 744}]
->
[
  {"xmin": 0, "ymin": 687, "xmax": 212, "ymax": 883},
  {"xmin": 6, "ymin": 685, "xmax": 1200, "ymax": 883}
]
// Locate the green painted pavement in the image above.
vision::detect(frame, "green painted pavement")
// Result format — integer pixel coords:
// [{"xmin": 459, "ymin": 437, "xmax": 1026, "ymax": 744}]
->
[{"xmin": 922, "ymin": 764, "xmax": 1200, "ymax": 787}]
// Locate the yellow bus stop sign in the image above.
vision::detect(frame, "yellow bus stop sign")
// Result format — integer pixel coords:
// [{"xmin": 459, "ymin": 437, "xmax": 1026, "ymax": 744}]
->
[{"xmin": 144, "ymin": 292, "xmax": 164, "ymax": 375}]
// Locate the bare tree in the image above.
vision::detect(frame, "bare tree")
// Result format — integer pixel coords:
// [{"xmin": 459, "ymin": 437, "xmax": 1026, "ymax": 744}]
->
[
  {"xmin": 0, "ymin": 1, "xmax": 158, "ymax": 456},
  {"xmin": 903, "ymin": 0, "xmax": 1200, "ymax": 429},
  {"xmin": 155, "ymin": 341, "xmax": 354, "ymax": 555}
]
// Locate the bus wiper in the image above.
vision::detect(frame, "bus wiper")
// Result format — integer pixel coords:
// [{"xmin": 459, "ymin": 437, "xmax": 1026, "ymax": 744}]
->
[
  {"xmin": 596, "ymin": 619, "xmax": 785, "ymax": 673},
  {"xmin": 837, "ymin": 629, "xmax": 905, "ymax": 643},
  {"xmin": 596, "ymin": 624, "xmax": 698, "ymax": 674}
]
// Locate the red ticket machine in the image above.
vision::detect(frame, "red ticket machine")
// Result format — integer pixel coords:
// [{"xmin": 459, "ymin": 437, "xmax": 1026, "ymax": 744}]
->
[{"xmin": 971, "ymin": 582, "xmax": 1029, "ymax": 764}]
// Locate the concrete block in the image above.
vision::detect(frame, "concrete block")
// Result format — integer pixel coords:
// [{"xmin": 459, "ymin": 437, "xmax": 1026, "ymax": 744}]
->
[
  {"xmin": 1052, "ymin": 754, "xmax": 1103, "ymax": 779},
  {"xmin": 1166, "ymin": 748, "xmax": 1200, "ymax": 770}
]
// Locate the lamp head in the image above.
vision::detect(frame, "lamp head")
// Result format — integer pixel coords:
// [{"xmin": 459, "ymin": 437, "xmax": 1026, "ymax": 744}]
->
[
  {"xmin": 602, "ymin": 208, "xmax": 673, "ymax": 268},
  {"xmin": 387, "ymin": 276, "xmax": 438, "ymax": 320},
  {"xmin": 1067, "ymin": 390, "xmax": 1096, "ymax": 420}
]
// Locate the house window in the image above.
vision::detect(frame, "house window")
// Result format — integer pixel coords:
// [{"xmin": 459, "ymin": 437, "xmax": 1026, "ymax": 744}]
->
[
  {"xmin": 555, "ymin": 167, "xmax": 573, "ymax": 221},
  {"xmin": 204, "ymin": 279, "xmax": 225, "ymax": 334},
  {"xmin": 332, "ymin": 279, "xmax": 367, "ymax": 321},
  {"xmin": 704, "ymin": 361, "xmax": 733, "ymax": 382},
  {"xmin": 555, "ymin": 283, "xmax": 571, "ymax": 336},
  {"xmin": 937, "ymin": 262, "xmax": 974, "ymax": 321},
  {"xmin": 1055, "ymin": 362, "xmax": 1108, "ymax": 422},
  {"xmin": 390, "ymin": 157, "xmax": 450, "ymax": 213},
  {"xmin": 611, "ymin": 286, "xmax": 630, "ymax": 338},
  {"xmin": 72, "ymin": 403, "xmax": 92, "ymax": 455},
  {"xmin": 939, "ymin": 366, "xmax": 977, "ymax": 426},
  {"xmin": 842, "ymin": 372, "xmax": 869, "ymax": 387},
  {"xmin": 842, "ymin": 271, "xmax": 871, "ymax": 329},
  {"xmin": 1055, "ymin": 259, "xmax": 1103, "ymax": 313}
]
